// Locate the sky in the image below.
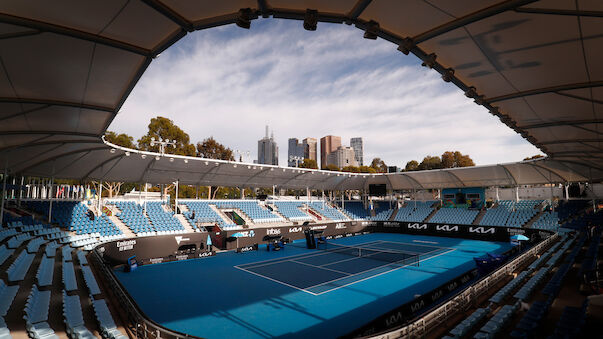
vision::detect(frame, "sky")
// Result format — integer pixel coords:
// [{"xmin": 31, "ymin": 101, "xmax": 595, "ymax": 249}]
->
[{"xmin": 110, "ymin": 18, "xmax": 542, "ymax": 168}]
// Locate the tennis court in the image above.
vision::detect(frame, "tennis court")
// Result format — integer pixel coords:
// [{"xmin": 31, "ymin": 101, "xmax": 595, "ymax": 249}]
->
[
  {"xmin": 236, "ymin": 240, "xmax": 454, "ymax": 294},
  {"xmin": 114, "ymin": 233, "xmax": 513, "ymax": 338}
]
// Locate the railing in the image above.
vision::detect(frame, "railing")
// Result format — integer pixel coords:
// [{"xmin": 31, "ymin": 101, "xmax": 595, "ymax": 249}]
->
[
  {"xmin": 90, "ymin": 250, "xmax": 201, "ymax": 339},
  {"xmin": 365, "ymin": 233, "xmax": 557, "ymax": 339}
]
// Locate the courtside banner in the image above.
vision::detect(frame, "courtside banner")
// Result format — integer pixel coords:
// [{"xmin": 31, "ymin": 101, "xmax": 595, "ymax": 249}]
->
[
  {"xmin": 99, "ymin": 233, "xmax": 214, "ymax": 265},
  {"xmin": 345, "ymin": 268, "xmax": 479, "ymax": 338}
]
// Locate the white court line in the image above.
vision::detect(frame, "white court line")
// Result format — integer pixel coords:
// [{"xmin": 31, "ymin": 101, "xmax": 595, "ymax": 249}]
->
[
  {"xmin": 290, "ymin": 259, "xmax": 352, "ymax": 276},
  {"xmin": 308, "ymin": 248, "xmax": 457, "ymax": 295},
  {"xmin": 412, "ymin": 240, "xmax": 439, "ymax": 244},
  {"xmin": 234, "ymin": 265, "xmax": 319, "ymax": 296},
  {"xmin": 236, "ymin": 240, "xmax": 384, "ymax": 270}
]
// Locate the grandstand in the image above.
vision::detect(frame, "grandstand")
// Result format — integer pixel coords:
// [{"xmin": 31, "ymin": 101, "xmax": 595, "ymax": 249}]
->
[{"xmin": 0, "ymin": 2, "xmax": 602, "ymax": 339}]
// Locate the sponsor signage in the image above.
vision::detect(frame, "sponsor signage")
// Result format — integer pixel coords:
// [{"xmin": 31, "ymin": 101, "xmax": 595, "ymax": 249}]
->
[
  {"xmin": 345, "ymin": 269, "xmax": 479, "ymax": 338},
  {"xmin": 236, "ymin": 244, "xmax": 259, "ymax": 253}
]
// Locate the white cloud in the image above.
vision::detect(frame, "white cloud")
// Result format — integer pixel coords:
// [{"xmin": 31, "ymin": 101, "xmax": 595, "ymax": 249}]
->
[{"xmin": 111, "ymin": 19, "xmax": 542, "ymax": 168}]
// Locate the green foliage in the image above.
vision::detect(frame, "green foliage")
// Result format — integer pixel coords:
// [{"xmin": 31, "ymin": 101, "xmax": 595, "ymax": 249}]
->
[
  {"xmin": 523, "ymin": 154, "xmax": 544, "ymax": 161},
  {"xmin": 105, "ymin": 131, "xmax": 136, "ymax": 149},
  {"xmin": 299, "ymin": 158, "xmax": 318, "ymax": 169},
  {"xmin": 324, "ymin": 164, "xmax": 340, "ymax": 171},
  {"xmin": 196, "ymin": 137, "xmax": 234, "ymax": 160},
  {"xmin": 370, "ymin": 158, "xmax": 387, "ymax": 173},
  {"xmin": 418, "ymin": 155, "xmax": 442, "ymax": 170},
  {"xmin": 404, "ymin": 160, "xmax": 419, "ymax": 171},
  {"xmin": 137, "ymin": 116, "xmax": 196, "ymax": 156}
]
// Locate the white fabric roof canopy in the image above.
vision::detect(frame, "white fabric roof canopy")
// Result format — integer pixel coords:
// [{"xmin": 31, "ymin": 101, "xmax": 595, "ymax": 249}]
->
[{"xmin": 0, "ymin": 1, "xmax": 602, "ymax": 189}]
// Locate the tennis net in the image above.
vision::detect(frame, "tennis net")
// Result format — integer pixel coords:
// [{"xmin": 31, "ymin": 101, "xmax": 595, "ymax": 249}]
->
[{"xmin": 320, "ymin": 242, "xmax": 420, "ymax": 267}]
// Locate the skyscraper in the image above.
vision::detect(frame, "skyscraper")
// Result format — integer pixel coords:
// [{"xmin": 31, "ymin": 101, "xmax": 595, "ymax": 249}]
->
[
  {"xmin": 302, "ymin": 137, "xmax": 317, "ymax": 162},
  {"xmin": 350, "ymin": 137, "xmax": 364, "ymax": 166},
  {"xmin": 287, "ymin": 138, "xmax": 304, "ymax": 167},
  {"xmin": 327, "ymin": 146, "xmax": 358, "ymax": 168},
  {"xmin": 320, "ymin": 135, "xmax": 341, "ymax": 168},
  {"xmin": 257, "ymin": 126, "xmax": 278, "ymax": 165}
]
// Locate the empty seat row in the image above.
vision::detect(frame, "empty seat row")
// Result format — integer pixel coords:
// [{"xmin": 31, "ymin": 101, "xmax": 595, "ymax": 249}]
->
[
  {"xmin": 26, "ymin": 237, "xmax": 46, "ymax": 254},
  {"xmin": 77, "ymin": 251, "xmax": 88, "ymax": 266},
  {"xmin": 489, "ymin": 271, "xmax": 529, "ymax": 304},
  {"xmin": 62, "ymin": 261, "xmax": 78, "ymax": 292},
  {"xmin": 548, "ymin": 300, "xmax": 588, "ymax": 338},
  {"xmin": 62, "ymin": 245, "xmax": 73, "ymax": 262},
  {"xmin": 0, "ymin": 245, "xmax": 14, "ymax": 266},
  {"xmin": 35, "ymin": 256, "xmax": 55, "ymax": 287},
  {"xmin": 394, "ymin": 201, "xmax": 437, "ymax": 223},
  {"xmin": 514, "ymin": 267, "xmax": 549, "ymax": 301},
  {"xmin": 510, "ymin": 300, "xmax": 551, "ymax": 337},
  {"xmin": 62, "ymin": 291, "xmax": 95, "ymax": 339},
  {"xmin": 91, "ymin": 299, "xmax": 128, "ymax": 339},
  {"xmin": 24, "ymin": 285, "xmax": 57, "ymax": 339},
  {"xmin": 0, "ymin": 316, "xmax": 10, "ymax": 339},
  {"xmin": 45, "ymin": 241, "xmax": 59, "ymax": 258},
  {"xmin": 474, "ymin": 303, "xmax": 519, "ymax": 338},
  {"xmin": 7, "ymin": 250, "xmax": 35, "ymax": 282},
  {"xmin": 448, "ymin": 307, "xmax": 490, "ymax": 338},
  {"xmin": 0, "ymin": 280, "xmax": 18, "ymax": 317},
  {"xmin": 430, "ymin": 207, "xmax": 479, "ymax": 225},
  {"xmin": 0, "ymin": 229, "xmax": 17, "ymax": 243},
  {"xmin": 6, "ymin": 233, "xmax": 32, "ymax": 249},
  {"xmin": 81, "ymin": 266, "xmax": 101, "ymax": 296}
]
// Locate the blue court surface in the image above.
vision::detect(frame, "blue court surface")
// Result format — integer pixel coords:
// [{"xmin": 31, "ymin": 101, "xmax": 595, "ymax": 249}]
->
[{"xmin": 114, "ymin": 233, "xmax": 513, "ymax": 338}]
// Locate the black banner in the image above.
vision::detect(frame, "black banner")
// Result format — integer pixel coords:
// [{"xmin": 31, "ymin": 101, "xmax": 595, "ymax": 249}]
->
[
  {"xmin": 345, "ymin": 268, "xmax": 479, "ymax": 338},
  {"xmin": 236, "ymin": 244, "xmax": 258, "ymax": 253}
]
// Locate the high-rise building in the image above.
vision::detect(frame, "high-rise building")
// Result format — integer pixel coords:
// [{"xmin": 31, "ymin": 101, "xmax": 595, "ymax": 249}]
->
[
  {"xmin": 302, "ymin": 137, "xmax": 317, "ymax": 162},
  {"xmin": 320, "ymin": 135, "xmax": 341, "ymax": 168},
  {"xmin": 287, "ymin": 138, "xmax": 304, "ymax": 167},
  {"xmin": 327, "ymin": 146, "xmax": 358, "ymax": 168},
  {"xmin": 350, "ymin": 137, "xmax": 364, "ymax": 166},
  {"xmin": 257, "ymin": 125, "xmax": 278, "ymax": 165}
]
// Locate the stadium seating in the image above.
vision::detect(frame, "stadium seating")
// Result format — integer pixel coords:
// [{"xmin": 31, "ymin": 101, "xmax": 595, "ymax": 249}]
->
[
  {"xmin": 45, "ymin": 241, "xmax": 59, "ymax": 257},
  {"xmin": 27, "ymin": 237, "xmax": 46, "ymax": 253},
  {"xmin": 81, "ymin": 265, "xmax": 102, "ymax": 296},
  {"xmin": 342, "ymin": 201, "xmax": 394, "ymax": 221},
  {"xmin": 62, "ymin": 261, "xmax": 78, "ymax": 292},
  {"xmin": 430, "ymin": 207, "xmax": 479, "ymax": 225},
  {"xmin": 531, "ymin": 211, "xmax": 558, "ymax": 231},
  {"xmin": 273, "ymin": 201, "xmax": 313, "ymax": 222},
  {"xmin": 182, "ymin": 200, "xmax": 238, "ymax": 230},
  {"xmin": 36, "ymin": 256, "xmax": 55, "ymax": 287},
  {"xmin": 0, "ymin": 245, "xmax": 14, "ymax": 266},
  {"xmin": 77, "ymin": 251, "xmax": 88, "ymax": 266},
  {"xmin": 474, "ymin": 303, "xmax": 519, "ymax": 338},
  {"xmin": 26, "ymin": 201, "xmax": 122, "ymax": 239},
  {"xmin": 309, "ymin": 201, "xmax": 349, "ymax": 221},
  {"xmin": 447, "ymin": 307, "xmax": 490, "ymax": 337},
  {"xmin": 0, "ymin": 316, "xmax": 10, "ymax": 339},
  {"xmin": 24, "ymin": 285, "xmax": 57, "ymax": 339},
  {"xmin": 113, "ymin": 201, "xmax": 154, "ymax": 235},
  {"xmin": 7, "ymin": 250, "xmax": 35, "ymax": 282},
  {"xmin": 91, "ymin": 299, "xmax": 128, "ymax": 339},
  {"xmin": 213, "ymin": 200, "xmax": 284, "ymax": 223},
  {"xmin": 62, "ymin": 291, "xmax": 95, "ymax": 339},
  {"xmin": 480, "ymin": 200, "xmax": 541, "ymax": 227},
  {"xmin": 7, "ymin": 233, "xmax": 32, "ymax": 248},
  {"xmin": 0, "ymin": 280, "xmax": 18, "ymax": 317},
  {"xmin": 394, "ymin": 201, "xmax": 436, "ymax": 223}
]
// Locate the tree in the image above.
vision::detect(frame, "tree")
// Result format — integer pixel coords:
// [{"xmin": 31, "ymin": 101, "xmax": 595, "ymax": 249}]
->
[
  {"xmin": 370, "ymin": 158, "xmax": 387, "ymax": 173},
  {"xmin": 137, "ymin": 116, "xmax": 196, "ymax": 156},
  {"xmin": 105, "ymin": 131, "xmax": 136, "ymax": 149},
  {"xmin": 404, "ymin": 160, "xmax": 419, "ymax": 171},
  {"xmin": 324, "ymin": 164, "xmax": 340, "ymax": 171},
  {"xmin": 418, "ymin": 155, "xmax": 442, "ymax": 170},
  {"xmin": 196, "ymin": 137, "xmax": 234, "ymax": 160},
  {"xmin": 358, "ymin": 165, "xmax": 377, "ymax": 173},
  {"xmin": 524, "ymin": 154, "xmax": 545, "ymax": 161},
  {"xmin": 441, "ymin": 151, "xmax": 475, "ymax": 168},
  {"xmin": 341, "ymin": 166, "xmax": 360, "ymax": 173},
  {"xmin": 299, "ymin": 158, "xmax": 318, "ymax": 169}
]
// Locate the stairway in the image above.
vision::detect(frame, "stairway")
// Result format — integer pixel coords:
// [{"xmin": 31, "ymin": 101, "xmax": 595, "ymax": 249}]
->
[
  {"xmin": 108, "ymin": 216, "xmax": 135, "ymax": 238},
  {"xmin": 389, "ymin": 207, "xmax": 398, "ymax": 221},
  {"xmin": 208, "ymin": 205, "xmax": 235, "ymax": 225},
  {"xmin": 524, "ymin": 210, "xmax": 544, "ymax": 228},
  {"xmin": 174, "ymin": 214, "xmax": 196, "ymax": 233},
  {"xmin": 423, "ymin": 208, "xmax": 439, "ymax": 223},
  {"xmin": 473, "ymin": 209, "xmax": 488, "ymax": 225}
]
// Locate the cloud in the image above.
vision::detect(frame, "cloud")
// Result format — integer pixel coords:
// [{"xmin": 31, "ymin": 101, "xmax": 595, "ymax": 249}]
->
[{"xmin": 111, "ymin": 19, "xmax": 542, "ymax": 168}]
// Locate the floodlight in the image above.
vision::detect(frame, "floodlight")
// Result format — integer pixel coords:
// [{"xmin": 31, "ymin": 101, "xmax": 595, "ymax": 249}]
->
[
  {"xmin": 464, "ymin": 86, "xmax": 477, "ymax": 99},
  {"xmin": 363, "ymin": 20, "xmax": 379, "ymax": 40},
  {"xmin": 184, "ymin": 159, "xmax": 188, "ymax": 163},
  {"xmin": 236, "ymin": 8, "xmax": 252, "ymax": 29},
  {"xmin": 204, "ymin": 161, "xmax": 209, "ymax": 165},
  {"xmin": 169, "ymin": 158, "xmax": 174, "ymax": 162},
  {"xmin": 110, "ymin": 149, "xmax": 116, "ymax": 154},
  {"xmin": 125, "ymin": 152, "xmax": 130, "ymax": 156},
  {"xmin": 141, "ymin": 154, "xmax": 146, "ymax": 159},
  {"xmin": 233, "ymin": 164, "xmax": 237, "ymax": 168},
  {"xmin": 304, "ymin": 9, "xmax": 318, "ymax": 31},
  {"xmin": 155, "ymin": 156, "xmax": 160, "ymax": 160}
]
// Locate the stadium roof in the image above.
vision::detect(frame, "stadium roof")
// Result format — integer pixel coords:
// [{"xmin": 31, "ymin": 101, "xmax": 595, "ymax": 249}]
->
[{"xmin": 0, "ymin": 1, "xmax": 602, "ymax": 189}]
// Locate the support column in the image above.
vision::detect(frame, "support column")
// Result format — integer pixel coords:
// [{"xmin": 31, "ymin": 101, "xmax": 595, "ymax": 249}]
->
[
  {"xmin": 0, "ymin": 169, "xmax": 7, "ymax": 227},
  {"xmin": 515, "ymin": 186, "xmax": 519, "ymax": 202},
  {"xmin": 564, "ymin": 184, "xmax": 569, "ymax": 201},
  {"xmin": 48, "ymin": 177, "xmax": 54, "ymax": 224},
  {"xmin": 97, "ymin": 180, "xmax": 103, "ymax": 215},
  {"xmin": 144, "ymin": 183, "xmax": 148, "ymax": 214},
  {"xmin": 175, "ymin": 179, "xmax": 179, "ymax": 213},
  {"xmin": 496, "ymin": 186, "xmax": 499, "ymax": 201},
  {"xmin": 18, "ymin": 176, "xmax": 24, "ymax": 207}
]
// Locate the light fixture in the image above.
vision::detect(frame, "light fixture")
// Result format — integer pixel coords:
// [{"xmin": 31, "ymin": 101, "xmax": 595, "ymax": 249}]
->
[
  {"xmin": 464, "ymin": 86, "xmax": 477, "ymax": 99},
  {"xmin": 184, "ymin": 159, "xmax": 188, "ymax": 164},
  {"xmin": 441, "ymin": 68, "xmax": 455, "ymax": 82},
  {"xmin": 233, "ymin": 164, "xmax": 237, "ymax": 168},
  {"xmin": 397, "ymin": 38, "xmax": 414, "ymax": 55},
  {"xmin": 110, "ymin": 149, "xmax": 116, "ymax": 154},
  {"xmin": 141, "ymin": 154, "xmax": 146, "ymax": 159},
  {"xmin": 169, "ymin": 158, "xmax": 174, "ymax": 162},
  {"xmin": 236, "ymin": 8, "xmax": 252, "ymax": 29},
  {"xmin": 155, "ymin": 156, "xmax": 160, "ymax": 161},
  {"xmin": 421, "ymin": 53, "xmax": 437, "ymax": 68},
  {"xmin": 304, "ymin": 9, "xmax": 317, "ymax": 31},
  {"xmin": 125, "ymin": 152, "xmax": 130, "ymax": 156},
  {"xmin": 363, "ymin": 20, "xmax": 379, "ymax": 40}
]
